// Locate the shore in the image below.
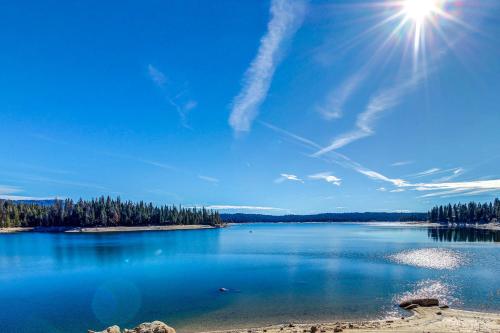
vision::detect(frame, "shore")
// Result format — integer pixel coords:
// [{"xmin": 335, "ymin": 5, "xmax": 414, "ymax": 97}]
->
[
  {"xmin": 0, "ymin": 224, "xmax": 217, "ymax": 233},
  {"xmin": 201, "ymin": 307, "xmax": 500, "ymax": 333}
]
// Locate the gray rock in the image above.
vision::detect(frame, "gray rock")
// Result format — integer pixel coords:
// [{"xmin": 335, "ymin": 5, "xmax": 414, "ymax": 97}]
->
[
  {"xmin": 88, "ymin": 325, "xmax": 121, "ymax": 333},
  {"xmin": 404, "ymin": 304, "xmax": 419, "ymax": 310},
  {"xmin": 399, "ymin": 298, "xmax": 439, "ymax": 308},
  {"xmin": 124, "ymin": 321, "xmax": 175, "ymax": 333}
]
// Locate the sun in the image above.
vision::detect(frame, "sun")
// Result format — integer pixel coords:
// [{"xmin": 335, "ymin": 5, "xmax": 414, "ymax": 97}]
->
[{"xmin": 403, "ymin": 0, "xmax": 438, "ymax": 23}]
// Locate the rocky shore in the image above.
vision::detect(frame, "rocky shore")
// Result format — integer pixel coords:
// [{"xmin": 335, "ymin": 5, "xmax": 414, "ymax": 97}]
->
[
  {"xmin": 89, "ymin": 301, "xmax": 500, "ymax": 333},
  {"xmin": 89, "ymin": 321, "xmax": 175, "ymax": 333},
  {"xmin": 203, "ymin": 306, "xmax": 500, "ymax": 333}
]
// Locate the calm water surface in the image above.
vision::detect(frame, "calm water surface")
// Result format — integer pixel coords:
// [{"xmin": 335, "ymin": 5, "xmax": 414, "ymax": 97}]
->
[{"xmin": 1, "ymin": 223, "xmax": 499, "ymax": 332}]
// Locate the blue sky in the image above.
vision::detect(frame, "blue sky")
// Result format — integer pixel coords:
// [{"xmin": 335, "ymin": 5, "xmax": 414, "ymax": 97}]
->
[{"xmin": 1, "ymin": 0, "xmax": 499, "ymax": 213}]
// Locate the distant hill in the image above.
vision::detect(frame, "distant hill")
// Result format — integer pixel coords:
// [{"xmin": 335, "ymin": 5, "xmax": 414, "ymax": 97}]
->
[
  {"xmin": 14, "ymin": 199, "xmax": 57, "ymax": 206},
  {"xmin": 220, "ymin": 212, "xmax": 427, "ymax": 223}
]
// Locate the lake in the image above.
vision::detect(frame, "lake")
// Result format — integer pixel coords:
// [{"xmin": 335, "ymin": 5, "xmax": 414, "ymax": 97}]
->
[{"xmin": 1, "ymin": 223, "xmax": 499, "ymax": 333}]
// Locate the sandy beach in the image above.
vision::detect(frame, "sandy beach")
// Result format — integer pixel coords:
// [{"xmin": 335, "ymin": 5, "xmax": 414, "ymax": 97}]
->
[
  {"xmin": 0, "ymin": 224, "xmax": 216, "ymax": 233},
  {"xmin": 202, "ymin": 307, "xmax": 500, "ymax": 333}
]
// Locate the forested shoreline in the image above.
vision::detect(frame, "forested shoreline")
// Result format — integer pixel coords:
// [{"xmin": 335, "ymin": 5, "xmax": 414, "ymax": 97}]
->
[
  {"xmin": 428, "ymin": 198, "xmax": 500, "ymax": 224},
  {"xmin": 0, "ymin": 197, "xmax": 222, "ymax": 228},
  {"xmin": 2, "ymin": 197, "xmax": 499, "ymax": 229}
]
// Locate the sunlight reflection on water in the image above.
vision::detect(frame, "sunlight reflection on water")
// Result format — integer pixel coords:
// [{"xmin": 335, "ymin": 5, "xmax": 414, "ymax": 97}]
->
[
  {"xmin": 383, "ymin": 279, "xmax": 461, "ymax": 319},
  {"xmin": 388, "ymin": 248, "xmax": 464, "ymax": 269},
  {"xmin": 394, "ymin": 279, "xmax": 460, "ymax": 307}
]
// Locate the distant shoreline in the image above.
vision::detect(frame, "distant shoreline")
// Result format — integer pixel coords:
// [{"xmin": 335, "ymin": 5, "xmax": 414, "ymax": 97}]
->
[
  {"xmin": 2, "ymin": 221, "xmax": 499, "ymax": 234},
  {"xmin": 0, "ymin": 224, "xmax": 217, "ymax": 234}
]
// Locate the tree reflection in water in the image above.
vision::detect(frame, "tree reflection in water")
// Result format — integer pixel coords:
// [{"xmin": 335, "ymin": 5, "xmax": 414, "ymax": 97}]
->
[{"xmin": 428, "ymin": 227, "xmax": 500, "ymax": 243}]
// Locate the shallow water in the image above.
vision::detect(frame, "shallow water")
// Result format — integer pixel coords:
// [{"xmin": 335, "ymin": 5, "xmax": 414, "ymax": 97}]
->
[{"xmin": 0, "ymin": 223, "xmax": 499, "ymax": 332}]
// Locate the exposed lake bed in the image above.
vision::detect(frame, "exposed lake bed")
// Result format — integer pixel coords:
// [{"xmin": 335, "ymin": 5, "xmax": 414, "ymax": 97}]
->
[{"xmin": 1, "ymin": 223, "xmax": 500, "ymax": 332}]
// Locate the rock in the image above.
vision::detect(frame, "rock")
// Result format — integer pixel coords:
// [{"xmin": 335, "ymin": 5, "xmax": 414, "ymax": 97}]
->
[
  {"xmin": 439, "ymin": 304, "xmax": 449, "ymax": 309},
  {"xmin": 399, "ymin": 298, "xmax": 439, "ymax": 308},
  {"xmin": 436, "ymin": 311, "xmax": 442, "ymax": 315},
  {"xmin": 88, "ymin": 325, "xmax": 121, "ymax": 333},
  {"xmin": 404, "ymin": 304, "xmax": 419, "ymax": 310},
  {"xmin": 310, "ymin": 326, "xmax": 319, "ymax": 333},
  {"xmin": 124, "ymin": 321, "xmax": 175, "ymax": 333},
  {"xmin": 219, "ymin": 287, "xmax": 229, "ymax": 292},
  {"xmin": 333, "ymin": 327, "xmax": 343, "ymax": 333}
]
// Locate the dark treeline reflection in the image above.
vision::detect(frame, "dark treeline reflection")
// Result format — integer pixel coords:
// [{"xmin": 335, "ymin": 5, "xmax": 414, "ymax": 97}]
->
[
  {"xmin": 427, "ymin": 227, "xmax": 500, "ymax": 243},
  {"xmin": 0, "ymin": 229, "xmax": 222, "ymax": 269}
]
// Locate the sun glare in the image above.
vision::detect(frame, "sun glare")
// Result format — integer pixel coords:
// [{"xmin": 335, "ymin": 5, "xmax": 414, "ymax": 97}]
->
[{"xmin": 403, "ymin": 0, "xmax": 438, "ymax": 23}]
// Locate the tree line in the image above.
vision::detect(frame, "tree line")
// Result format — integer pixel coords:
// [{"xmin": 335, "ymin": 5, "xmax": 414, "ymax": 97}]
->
[
  {"xmin": 428, "ymin": 198, "xmax": 500, "ymax": 224},
  {"xmin": 0, "ymin": 196, "xmax": 222, "ymax": 228}
]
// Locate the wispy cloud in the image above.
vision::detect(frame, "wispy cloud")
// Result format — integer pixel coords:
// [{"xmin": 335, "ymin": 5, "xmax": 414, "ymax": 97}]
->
[
  {"xmin": 391, "ymin": 160, "xmax": 414, "ymax": 167},
  {"xmin": 262, "ymin": 121, "xmax": 500, "ymax": 200},
  {"xmin": 413, "ymin": 179, "xmax": 500, "ymax": 192},
  {"xmin": 260, "ymin": 121, "xmax": 322, "ymax": 150},
  {"xmin": 0, "ymin": 184, "xmax": 58, "ymax": 201},
  {"xmin": 140, "ymin": 159, "xmax": 177, "ymax": 171},
  {"xmin": 357, "ymin": 167, "xmax": 500, "ymax": 198},
  {"xmin": 198, "ymin": 175, "xmax": 219, "ymax": 184},
  {"xmin": 148, "ymin": 64, "xmax": 197, "ymax": 128},
  {"xmin": 356, "ymin": 168, "xmax": 407, "ymax": 187},
  {"xmin": 412, "ymin": 168, "xmax": 441, "ymax": 178},
  {"xmin": 377, "ymin": 187, "xmax": 387, "ymax": 192},
  {"xmin": 317, "ymin": 72, "xmax": 365, "ymax": 120},
  {"xmin": 275, "ymin": 173, "xmax": 304, "ymax": 183},
  {"xmin": 433, "ymin": 168, "xmax": 465, "ymax": 182},
  {"xmin": 308, "ymin": 172, "xmax": 341, "ymax": 186},
  {"xmin": 1, "ymin": 173, "xmax": 107, "ymax": 191},
  {"xmin": 0, "ymin": 185, "xmax": 22, "ymax": 195},
  {"xmin": 313, "ymin": 75, "xmax": 421, "ymax": 156},
  {"xmin": 229, "ymin": 0, "xmax": 307, "ymax": 133},
  {"xmin": 148, "ymin": 64, "xmax": 167, "ymax": 86},
  {"xmin": 0, "ymin": 195, "xmax": 59, "ymax": 201}
]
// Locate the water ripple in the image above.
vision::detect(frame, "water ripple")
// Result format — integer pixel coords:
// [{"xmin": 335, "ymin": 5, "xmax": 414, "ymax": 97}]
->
[{"xmin": 388, "ymin": 248, "xmax": 464, "ymax": 269}]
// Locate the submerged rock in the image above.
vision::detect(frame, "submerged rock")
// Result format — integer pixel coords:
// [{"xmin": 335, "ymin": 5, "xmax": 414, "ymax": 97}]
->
[
  {"xmin": 399, "ymin": 298, "xmax": 439, "ymax": 308},
  {"xmin": 219, "ymin": 287, "xmax": 229, "ymax": 292}
]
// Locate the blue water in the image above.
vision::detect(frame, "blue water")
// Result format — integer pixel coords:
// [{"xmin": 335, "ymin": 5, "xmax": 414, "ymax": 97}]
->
[{"xmin": 1, "ymin": 223, "xmax": 499, "ymax": 333}]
